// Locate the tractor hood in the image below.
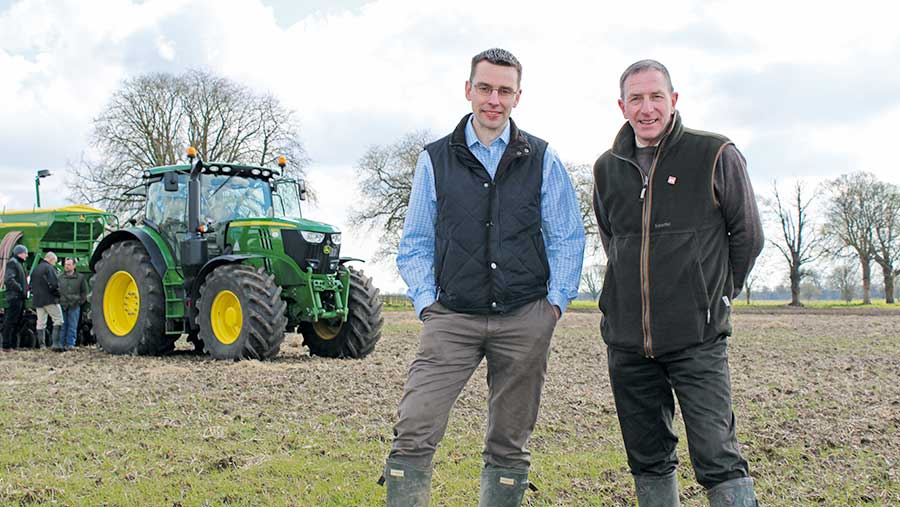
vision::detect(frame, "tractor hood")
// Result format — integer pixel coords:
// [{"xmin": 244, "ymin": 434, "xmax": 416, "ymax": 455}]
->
[{"xmin": 227, "ymin": 217, "xmax": 339, "ymax": 234}]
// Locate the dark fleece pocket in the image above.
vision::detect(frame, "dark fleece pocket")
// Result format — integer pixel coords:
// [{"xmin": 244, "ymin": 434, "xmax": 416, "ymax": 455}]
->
[
  {"xmin": 647, "ymin": 230, "xmax": 709, "ymax": 355},
  {"xmin": 598, "ymin": 234, "xmax": 644, "ymax": 353}
]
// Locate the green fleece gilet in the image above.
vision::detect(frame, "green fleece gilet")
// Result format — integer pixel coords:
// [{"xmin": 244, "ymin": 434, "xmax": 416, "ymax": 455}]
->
[{"xmin": 593, "ymin": 112, "xmax": 735, "ymax": 357}]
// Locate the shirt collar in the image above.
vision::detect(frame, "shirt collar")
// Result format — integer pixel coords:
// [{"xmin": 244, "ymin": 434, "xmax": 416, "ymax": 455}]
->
[{"xmin": 465, "ymin": 114, "xmax": 510, "ymax": 149}]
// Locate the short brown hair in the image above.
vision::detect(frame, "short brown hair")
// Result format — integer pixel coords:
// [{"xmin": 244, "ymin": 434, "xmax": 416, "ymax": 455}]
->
[{"xmin": 470, "ymin": 48, "xmax": 522, "ymax": 87}]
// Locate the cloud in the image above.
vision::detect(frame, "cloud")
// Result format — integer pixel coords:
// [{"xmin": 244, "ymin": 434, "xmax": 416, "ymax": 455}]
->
[
  {"xmin": 740, "ymin": 127, "xmax": 855, "ymax": 182},
  {"xmin": 302, "ymin": 110, "xmax": 437, "ymax": 166},
  {"xmin": 708, "ymin": 57, "xmax": 900, "ymax": 128},
  {"xmin": 2, "ymin": 0, "xmax": 900, "ymax": 289},
  {"xmin": 265, "ymin": 0, "xmax": 375, "ymax": 28}
]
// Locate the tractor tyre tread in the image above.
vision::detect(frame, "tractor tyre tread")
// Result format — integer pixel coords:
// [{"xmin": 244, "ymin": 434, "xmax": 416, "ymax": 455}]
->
[{"xmin": 197, "ymin": 264, "xmax": 287, "ymax": 360}]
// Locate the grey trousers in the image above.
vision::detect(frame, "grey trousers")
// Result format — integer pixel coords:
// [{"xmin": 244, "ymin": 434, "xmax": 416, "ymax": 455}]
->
[
  {"xmin": 607, "ymin": 336, "xmax": 750, "ymax": 489},
  {"xmin": 389, "ymin": 298, "xmax": 557, "ymax": 470}
]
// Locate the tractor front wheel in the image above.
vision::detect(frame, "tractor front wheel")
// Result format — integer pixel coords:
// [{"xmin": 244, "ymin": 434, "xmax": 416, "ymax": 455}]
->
[
  {"xmin": 91, "ymin": 240, "xmax": 173, "ymax": 355},
  {"xmin": 186, "ymin": 330, "xmax": 204, "ymax": 354},
  {"xmin": 197, "ymin": 264, "xmax": 287, "ymax": 360},
  {"xmin": 300, "ymin": 267, "xmax": 383, "ymax": 359}
]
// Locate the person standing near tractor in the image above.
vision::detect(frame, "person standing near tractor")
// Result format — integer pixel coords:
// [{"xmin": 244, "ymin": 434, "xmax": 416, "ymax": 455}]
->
[
  {"xmin": 383, "ymin": 48, "xmax": 585, "ymax": 506},
  {"xmin": 592, "ymin": 59, "xmax": 764, "ymax": 506},
  {"xmin": 31, "ymin": 251, "xmax": 64, "ymax": 351},
  {"xmin": 58, "ymin": 257, "xmax": 88, "ymax": 351},
  {"xmin": 2, "ymin": 244, "xmax": 29, "ymax": 349}
]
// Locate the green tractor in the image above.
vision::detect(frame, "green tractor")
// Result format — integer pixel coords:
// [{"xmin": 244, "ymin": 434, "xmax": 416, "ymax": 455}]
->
[{"xmin": 89, "ymin": 149, "xmax": 383, "ymax": 360}]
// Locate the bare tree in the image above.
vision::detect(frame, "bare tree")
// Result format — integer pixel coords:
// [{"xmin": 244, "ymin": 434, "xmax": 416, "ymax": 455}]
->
[
  {"xmin": 569, "ymin": 162, "xmax": 601, "ymax": 253},
  {"xmin": 253, "ymin": 93, "xmax": 308, "ymax": 170},
  {"xmin": 828, "ymin": 261, "xmax": 859, "ymax": 303},
  {"xmin": 822, "ymin": 172, "xmax": 878, "ymax": 304},
  {"xmin": 871, "ymin": 181, "xmax": 900, "ymax": 303},
  {"xmin": 350, "ymin": 131, "xmax": 434, "ymax": 261},
  {"xmin": 69, "ymin": 70, "xmax": 308, "ymax": 216},
  {"xmin": 743, "ymin": 273, "xmax": 757, "ymax": 304},
  {"xmin": 742, "ymin": 245, "xmax": 777, "ymax": 305},
  {"xmin": 764, "ymin": 180, "xmax": 825, "ymax": 306},
  {"xmin": 580, "ymin": 263, "xmax": 605, "ymax": 301},
  {"xmin": 799, "ymin": 268, "xmax": 824, "ymax": 301}
]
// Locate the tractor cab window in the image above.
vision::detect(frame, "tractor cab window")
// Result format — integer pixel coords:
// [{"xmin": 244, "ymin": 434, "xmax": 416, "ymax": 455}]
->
[
  {"xmin": 274, "ymin": 179, "xmax": 303, "ymax": 218},
  {"xmin": 200, "ymin": 174, "xmax": 274, "ymax": 224},
  {"xmin": 146, "ymin": 173, "xmax": 188, "ymax": 231}
]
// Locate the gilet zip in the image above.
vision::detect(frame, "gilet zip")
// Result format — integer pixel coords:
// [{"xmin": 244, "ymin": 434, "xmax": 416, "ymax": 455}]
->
[{"xmin": 609, "ymin": 121, "xmax": 675, "ymax": 358}]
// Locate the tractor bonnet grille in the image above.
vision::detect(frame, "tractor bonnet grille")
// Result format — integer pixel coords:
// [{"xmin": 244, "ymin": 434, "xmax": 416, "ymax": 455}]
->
[{"xmin": 281, "ymin": 229, "xmax": 341, "ymax": 274}]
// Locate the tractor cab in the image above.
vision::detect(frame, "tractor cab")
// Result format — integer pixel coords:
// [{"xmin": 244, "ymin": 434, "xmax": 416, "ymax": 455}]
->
[
  {"xmin": 143, "ymin": 162, "xmax": 281, "ymax": 233},
  {"xmin": 139, "ymin": 158, "xmax": 321, "ymax": 260},
  {"xmin": 273, "ymin": 178, "xmax": 307, "ymax": 219}
]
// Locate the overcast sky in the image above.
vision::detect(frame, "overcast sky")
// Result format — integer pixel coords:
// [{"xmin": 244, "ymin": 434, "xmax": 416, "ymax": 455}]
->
[{"xmin": 2, "ymin": 0, "xmax": 898, "ymax": 292}]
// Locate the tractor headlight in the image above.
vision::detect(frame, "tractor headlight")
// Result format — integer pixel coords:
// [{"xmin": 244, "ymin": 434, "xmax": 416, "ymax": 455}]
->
[
  {"xmin": 300, "ymin": 231, "xmax": 325, "ymax": 243},
  {"xmin": 330, "ymin": 233, "xmax": 341, "ymax": 245}
]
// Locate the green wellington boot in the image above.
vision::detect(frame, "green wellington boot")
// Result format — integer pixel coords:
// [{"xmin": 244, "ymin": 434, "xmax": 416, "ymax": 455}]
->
[
  {"xmin": 50, "ymin": 325, "xmax": 64, "ymax": 352},
  {"xmin": 707, "ymin": 477, "xmax": 758, "ymax": 507},
  {"xmin": 478, "ymin": 465, "xmax": 530, "ymax": 507},
  {"xmin": 634, "ymin": 472, "xmax": 680, "ymax": 507},
  {"xmin": 383, "ymin": 458, "xmax": 432, "ymax": 507}
]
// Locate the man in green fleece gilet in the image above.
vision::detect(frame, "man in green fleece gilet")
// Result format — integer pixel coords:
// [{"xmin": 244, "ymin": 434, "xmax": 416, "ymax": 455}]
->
[{"xmin": 593, "ymin": 60, "xmax": 764, "ymax": 507}]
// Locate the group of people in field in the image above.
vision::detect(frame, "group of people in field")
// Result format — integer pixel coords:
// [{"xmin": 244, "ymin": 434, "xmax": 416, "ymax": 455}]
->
[
  {"xmin": 2, "ymin": 246, "xmax": 88, "ymax": 352},
  {"xmin": 381, "ymin": 49, "xmax": 763, "ymax": 507}
]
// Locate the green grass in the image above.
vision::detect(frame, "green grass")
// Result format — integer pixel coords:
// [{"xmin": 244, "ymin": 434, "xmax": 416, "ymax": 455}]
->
[
  {"xmin": 568, "ymin": 299, "xmax": 599, "ymax": 311},
  {"xmin": 2, "ymin": 310, "xmax": 899, "ymax": 506},
  {"xmin": 733, "ymin": 298, "xmax": 899, "ymax": 308}
]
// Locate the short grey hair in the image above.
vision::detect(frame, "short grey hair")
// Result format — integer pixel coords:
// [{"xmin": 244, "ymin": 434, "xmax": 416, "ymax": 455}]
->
[
  {"xmin": 44, "ymin": 251, "xmax": 57, "ymax": 263},
  {"xmin": 470, "ymin": 48, "xmax": 522, "ymax": 87},
  {"xmin": 619, "ymin": 59, "xmax": 674, "ymax": 99}
]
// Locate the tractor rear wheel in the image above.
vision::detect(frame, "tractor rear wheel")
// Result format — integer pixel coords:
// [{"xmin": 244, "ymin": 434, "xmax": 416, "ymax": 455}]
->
[
  {"xmin": 300, "ymin": 266, "xmax": 383, "ymax": 359},
  {"xmin": 197, "ymin": 264, "xmax": 287, "ymax": 360},
  {"xmin": 91, "ymin": 240, "xmax": 173, "ymax": 355}
]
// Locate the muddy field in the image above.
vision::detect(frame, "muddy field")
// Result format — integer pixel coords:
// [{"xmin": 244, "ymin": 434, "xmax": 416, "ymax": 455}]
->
[{"xmin": 1, "ymin": 309, "xmax": 899, "ymax": 506}]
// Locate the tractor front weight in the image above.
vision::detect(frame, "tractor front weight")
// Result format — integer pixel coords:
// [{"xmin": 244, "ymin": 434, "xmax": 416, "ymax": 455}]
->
[{"xmin": 288, "ymin": 267, "xmax": 350, "ymax": 323}]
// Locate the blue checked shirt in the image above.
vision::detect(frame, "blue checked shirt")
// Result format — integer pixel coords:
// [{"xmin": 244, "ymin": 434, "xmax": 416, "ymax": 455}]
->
[{"xmin": 397, "ymin": 116, "xmax": 585, "ymax": 318}]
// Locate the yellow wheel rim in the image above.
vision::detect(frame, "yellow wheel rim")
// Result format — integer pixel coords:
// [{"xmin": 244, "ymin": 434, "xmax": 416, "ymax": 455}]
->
[
  {"xmin": 103, "ymin": 271, "xmax": 140, "ymax": 336},
  {"xmin": 312, "ymin": 320, "xmax": 342, "ymax": 340},
  {"xmin": 211, "ymin": 290, "xmax": 243, "ymax": 345}
]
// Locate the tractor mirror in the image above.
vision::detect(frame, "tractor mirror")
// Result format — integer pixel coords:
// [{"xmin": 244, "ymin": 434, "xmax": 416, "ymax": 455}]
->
[
  {"xmin": 298, "ymin": 181, "xmax": 307, "ymax": 201},
  {"xmin": 163, "ymin": 172, "xmax": 179, "ymax": 192}
]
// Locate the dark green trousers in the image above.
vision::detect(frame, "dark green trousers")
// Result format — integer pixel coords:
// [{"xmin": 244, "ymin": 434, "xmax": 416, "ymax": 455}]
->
[{"xmin": 607, "ymin": 336, "xmax": 751, "ymax": 489}]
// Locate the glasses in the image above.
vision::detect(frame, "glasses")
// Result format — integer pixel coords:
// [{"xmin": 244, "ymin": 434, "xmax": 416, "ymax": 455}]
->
[{"xmin": 472, "ymin": 83, "xmax": 518, "ymax": 99}]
